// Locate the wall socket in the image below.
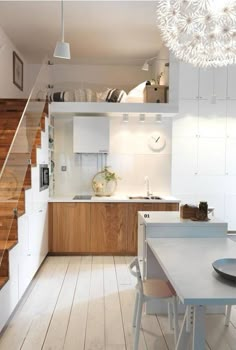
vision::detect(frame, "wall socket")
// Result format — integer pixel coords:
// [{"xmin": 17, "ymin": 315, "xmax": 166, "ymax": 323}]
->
[{"xmin": 61, "ymin": 165, "xmax": 67, "ymax": 171}]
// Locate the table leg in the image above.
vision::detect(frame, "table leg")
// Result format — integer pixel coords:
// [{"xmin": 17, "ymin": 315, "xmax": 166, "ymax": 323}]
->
[
  {"xmin": 175, "ymin": 308, "xmax": 191, "ymax": 350},
  {"xmin": 192, "ymin": 305, "xmax": 205, "ymax": 350}
]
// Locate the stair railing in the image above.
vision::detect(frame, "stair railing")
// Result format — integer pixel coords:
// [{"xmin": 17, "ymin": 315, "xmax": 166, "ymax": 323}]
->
[{"xmin": 0, "ymin": 57, "xmax": 49, "ymax": 270}]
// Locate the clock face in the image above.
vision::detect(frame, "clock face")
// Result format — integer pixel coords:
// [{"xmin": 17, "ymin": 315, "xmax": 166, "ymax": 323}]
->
[{"xmin": 148, "ymin": 132, "xmax": 166, "ymax": 152}]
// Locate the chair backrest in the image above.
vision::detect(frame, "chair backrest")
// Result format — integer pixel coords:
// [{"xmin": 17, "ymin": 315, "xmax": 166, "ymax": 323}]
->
[{"xmin": 128, "ymin": 257, "xmax": 143, "ymax": 293}]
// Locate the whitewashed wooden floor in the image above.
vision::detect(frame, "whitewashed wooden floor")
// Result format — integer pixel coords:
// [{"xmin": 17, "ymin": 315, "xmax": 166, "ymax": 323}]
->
[{"xmin": 0, "ymin": 256, "xmax": 236, "ymax": 350}]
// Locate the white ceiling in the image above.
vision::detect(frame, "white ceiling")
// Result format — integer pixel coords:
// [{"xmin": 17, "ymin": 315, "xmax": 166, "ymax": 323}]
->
[{"xmin": 0, "ymin": 1, "xmax": 163, "ymax": 65}]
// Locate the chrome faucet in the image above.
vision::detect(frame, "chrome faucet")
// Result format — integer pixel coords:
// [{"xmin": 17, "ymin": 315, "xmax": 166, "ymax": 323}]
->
[{"xmin": 144, "ymin": 176, "xmax": 152, "ymax": 197}]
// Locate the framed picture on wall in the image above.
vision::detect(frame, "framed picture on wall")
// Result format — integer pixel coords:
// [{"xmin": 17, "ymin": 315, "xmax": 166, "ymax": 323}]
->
[{"xmin": 13, "ymin": 51, "xmax": 23, "ymax": 91}]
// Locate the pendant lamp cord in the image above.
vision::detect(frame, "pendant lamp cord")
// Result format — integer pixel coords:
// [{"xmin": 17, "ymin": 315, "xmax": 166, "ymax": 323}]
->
[{"xmin": 61, "ymin": 0, "xmax": 64, "ymax": 42}]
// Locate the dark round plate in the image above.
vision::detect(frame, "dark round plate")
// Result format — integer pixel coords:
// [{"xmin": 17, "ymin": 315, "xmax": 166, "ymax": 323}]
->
[{"xmin": 212, "ymin": 258, "xmax": 236, "ymax": 282}]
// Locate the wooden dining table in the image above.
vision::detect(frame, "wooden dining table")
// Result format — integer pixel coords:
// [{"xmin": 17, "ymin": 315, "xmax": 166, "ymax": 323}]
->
[{"xmin": 147, "ymin": 237, "xmax": 236, "ymax": 350}]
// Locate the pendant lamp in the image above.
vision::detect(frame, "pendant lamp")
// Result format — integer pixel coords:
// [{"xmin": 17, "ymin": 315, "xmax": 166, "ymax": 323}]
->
[
  {"xmin": 54, "ymin": 0, "xmax": 71, "ymax": 59},
  {"xmin": 156, "ymin": 0, "xmax": 236, "ymax": 68}
]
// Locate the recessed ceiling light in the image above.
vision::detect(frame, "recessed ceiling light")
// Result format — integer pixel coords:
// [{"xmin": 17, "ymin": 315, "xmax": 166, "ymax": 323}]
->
[
  {"xmin": 122, "ymin": 114, "xmax": 129, "ymax": 123},
  {"xmin": 139, "ymin": 114, "xmax": 145, "ymax": 123}
]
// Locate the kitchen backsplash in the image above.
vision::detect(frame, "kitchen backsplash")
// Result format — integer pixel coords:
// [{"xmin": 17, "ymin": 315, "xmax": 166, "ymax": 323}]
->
[{"xmin": 53, "ymin": 116, "xmax": 172, "ymax": 197}]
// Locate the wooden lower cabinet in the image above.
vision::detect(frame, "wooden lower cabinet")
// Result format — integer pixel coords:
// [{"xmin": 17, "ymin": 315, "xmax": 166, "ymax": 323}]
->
[
  {"xmin": 49, "ymin": 202, "xmax": 179, "ymax": 254},
  {"xmin": 127, "ymin": 202, "xmax": 179, "ymax": 254},
  {"xmin": 49, "ymin": 202, "xmax": 91, "ymax": 253},
  {"xmin": 90, "ymin": 203, "xmax": 128, "ymax": 254}
]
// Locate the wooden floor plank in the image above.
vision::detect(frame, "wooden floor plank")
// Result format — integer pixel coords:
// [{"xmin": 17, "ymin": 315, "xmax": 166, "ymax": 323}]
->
[
  {"xmin": 63, "ymin": 256, "xmax": 92, "ymax": 350},
  {"xmin": 103, "ymin": 256, "xmax": 126, "ymax": 348},
  {"xmin": 84, "ymin": 256, "xmax": 105, "ymax": 350},
  {"xmin": 206, "ymin": 314, "xmax": 236, "ymax": 350},
  {"xmin": 20, "ymin": 261, "xmax": 71, "ymax": 350},
  {"xmin": 42, "ymin": 259, "xmax": 81, "ymax": 350},
  {"xmin": 114, "ymin": 256, "xmax": 147, "ymax": 350},
  {"xmin": 0, "ymin": 260, "xmax": 63, "ymax": 350}
]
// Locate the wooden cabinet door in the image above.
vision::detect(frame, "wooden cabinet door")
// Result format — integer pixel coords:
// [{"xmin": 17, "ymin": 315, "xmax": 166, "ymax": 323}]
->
[
  {"xmin": 90, "ymin": 203, "xmax": 128, "ymax": 253},
  {"xmin": 152, "ymin": 203, "xmax": 179, "ymax": 211},
  {"xmin": 50, "ymin": 203, "xmax": 91, "ymax": 253}
]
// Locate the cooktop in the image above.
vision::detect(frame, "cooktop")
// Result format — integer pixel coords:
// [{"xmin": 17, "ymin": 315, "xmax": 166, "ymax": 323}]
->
[{"xmin": 73, "ymin": 195, "xmax": 92, "ymax": 200}]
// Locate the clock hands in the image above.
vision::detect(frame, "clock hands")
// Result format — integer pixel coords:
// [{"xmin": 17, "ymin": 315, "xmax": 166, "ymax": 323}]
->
[{"xmin": 152, "ymin": 136, "xmax": 160, "ymax": 143}]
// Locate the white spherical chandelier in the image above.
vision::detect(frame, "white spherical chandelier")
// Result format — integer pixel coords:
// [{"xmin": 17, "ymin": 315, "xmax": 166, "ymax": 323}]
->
[{"xmin": 156, "ymin": 0, "xmax": 236, "ymax": 67}]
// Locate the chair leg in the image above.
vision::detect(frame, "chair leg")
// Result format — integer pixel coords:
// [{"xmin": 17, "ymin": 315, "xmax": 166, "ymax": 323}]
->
[
  {"xmin": 225, "ymin": 305, "xmax": 232, "ymax": 326},
  {"xmin": 133, "ymin": 292, "xmax": 140, "ymax": 327},
  {"xmin": 168, "ymin": 301, "xmax": 174, "ymax": 330},
  {"xmin": 134, "ymin": 294, "xmax": 143, "ymax": 350},
  {"xmin": 172, "ymin": 296, "xmax": 179, "ymax": 345}
]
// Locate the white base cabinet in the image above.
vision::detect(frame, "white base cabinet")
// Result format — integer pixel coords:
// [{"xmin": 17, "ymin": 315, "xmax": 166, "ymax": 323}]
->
[{"xmin": 0, "ymin": 206, "xmax": 48, "ymax": 331}]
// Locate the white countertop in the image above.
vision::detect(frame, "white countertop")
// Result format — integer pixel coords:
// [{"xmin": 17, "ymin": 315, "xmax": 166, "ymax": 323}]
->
[
  {"xmin": 48, "ymin": 195, "xmax": 180, "ymax": 203},
  {"xmin": 139, "ymin": 211, "xmax": 227, "ymax": 227}
]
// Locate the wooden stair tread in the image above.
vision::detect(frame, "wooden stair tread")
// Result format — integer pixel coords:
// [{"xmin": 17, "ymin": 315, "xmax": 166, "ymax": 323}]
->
[
  {"xmin": 0, "ymin": 276, "xmax": 8, "ymax": 289},
  {"xmin": 0, "ymin": 240, "xmax": 17, "ymax": 251}
]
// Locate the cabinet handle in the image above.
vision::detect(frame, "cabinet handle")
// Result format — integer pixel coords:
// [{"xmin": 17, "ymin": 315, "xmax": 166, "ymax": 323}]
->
[{"xmin": 39, "ymin": 210, "xmax": 43, "ymax": 212}]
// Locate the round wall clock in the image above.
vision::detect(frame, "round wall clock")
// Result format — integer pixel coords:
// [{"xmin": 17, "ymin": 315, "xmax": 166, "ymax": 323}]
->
[{"xmin": 147, "ymin": 132, "xmax": 166, "ymax": 152}]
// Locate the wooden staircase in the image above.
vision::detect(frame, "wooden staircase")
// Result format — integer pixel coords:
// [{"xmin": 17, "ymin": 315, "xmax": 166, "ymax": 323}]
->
[{"xmin": 0, "ymin": 98, "xmax": 48, "ymax": 289}]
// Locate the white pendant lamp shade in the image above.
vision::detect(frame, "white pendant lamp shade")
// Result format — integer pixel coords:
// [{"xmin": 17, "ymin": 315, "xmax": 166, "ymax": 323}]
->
[
  {"xmin": 142, "ymin": 61, "xmax": 149, "ymax": 71},
  {"xmin": 53, "ymin": 0, "xmax": 71, "ymax": 59},
  {"xmin": 156, "ymin": 0, "xmax": 236, "ymax": 68},
  {"xmin": 54, "ymin": 41, "xmax": 70, "ymax": 59}
]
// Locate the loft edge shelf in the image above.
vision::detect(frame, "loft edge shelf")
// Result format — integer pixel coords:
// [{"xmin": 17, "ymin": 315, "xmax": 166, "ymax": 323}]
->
[{"xmin": 50, "ymin": 102, "xmax": 179, "ymax": 117}]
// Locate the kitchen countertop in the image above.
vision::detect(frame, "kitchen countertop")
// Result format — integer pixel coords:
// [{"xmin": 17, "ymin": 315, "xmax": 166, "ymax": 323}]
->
[
  {"xmin": 48, "ymin": 194, "xmax": 180, "ymax": 203},
  {"xmin": 138, "ymin": 211, "xmax": 227, "ymax": 227}
]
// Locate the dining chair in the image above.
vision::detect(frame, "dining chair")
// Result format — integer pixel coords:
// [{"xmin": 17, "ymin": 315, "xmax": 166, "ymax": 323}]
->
[{"xmin": 129, "ymin": 257, "xmax": 179, "ymax": 350}]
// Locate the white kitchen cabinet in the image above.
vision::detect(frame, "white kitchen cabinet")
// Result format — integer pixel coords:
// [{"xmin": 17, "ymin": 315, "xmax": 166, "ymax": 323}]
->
[
  {"xmin": 18, "ymin": 206, "xmax": 48, "ymax": 299},
  {"xmin": 18, "ymin": 214, "xmax": 32, "ymax": 298},
  {"xmin": 226, "ymin": 138, "xmax": 236, "ymax": 175},
  {"xmin": 197, "ymin": 137, "xmax": 226, "ymax": 175},
  {"xmin": 172, "ymin": 137, "xmax": 198, "ymax": 176},
  {"xmin": 198, "ymin": 100, "xmax": 227, "ymax": 137},
  {"xmin": 227, "ymin": 65, "xmax": 236, "ymax": 99},
  {"xmin": 226, "ymin": 100, "xmax": 236, "ymax": 137},
  {"xmin": 0, "ymin": 246, "xmax": 19, "ymax": 332},
  {"xmin": 28, "ymin": 204, "xmax": 48, "ymax": 276},
  {"xmin": 179, "ymin": 62, "xmax": 199, "ymax": 100},
  {"xmin": 225, "ymin": 195, "xmax": 236, "ymax": 231},
  {"xmin": 199, "ymin": 67, "xmax": 227, "ymax": 100},
  {"xmin": 73, "ymin": 116, "xmax": 109, "ymax": 153},
  {"xmin": 172, "ymin": 100, "xmax": 198, "ymax": 137}
]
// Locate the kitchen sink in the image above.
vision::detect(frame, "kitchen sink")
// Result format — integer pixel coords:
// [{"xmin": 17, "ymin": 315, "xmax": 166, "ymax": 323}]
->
[
  {"xmin": 73, "ymin": 195, "xmax": 92, "ymax": 200},
  {"xmin": 128, "ymin": 196, "xmax": 162, "ymax": 200}
]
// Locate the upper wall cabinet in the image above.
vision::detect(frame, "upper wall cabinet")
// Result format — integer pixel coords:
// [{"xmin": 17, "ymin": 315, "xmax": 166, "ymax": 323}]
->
[
  {"xmin": 179, "ymin": 62, "xmax": 228, "ymax": 101},
  {"xmin": 172, "ymin": 100, "xmax": 198, "ymax": 137},
  {"xmin": 73, "ymin": 116, "xmax": 109, "ymax": 153},
  {"xmin": 198, "ymin": 100, "xmax": 227, "ymax": 137},
  {"xmin": 199, "ymin": 67, "xmax": 227, "ymax": 100},
  {"xmin": 226, "ymin": 100, "xmax": 236, "ymax": 137},
  {"xmin": 179, "ymin": 62, "xmax": 199, "ymax": 100},
  {"xmin": 227, "ymin": 65, "xmax": 236, "ymax": 100}
]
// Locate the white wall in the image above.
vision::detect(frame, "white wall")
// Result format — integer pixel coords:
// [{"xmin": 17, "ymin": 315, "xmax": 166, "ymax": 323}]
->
[
  {"xmin": 53, "ymin": 115, "xmax": 172, "ymax": 197},
  {"xmin": 152, "ymin": 45, "xmax": 169, "ymax": 86},
  {"xmin": 0, "ymin": 26, "xmax": 32, "ymax": 98},
  {"xmin": 51, "ymin": 63, "xmax": 153, "ymax": 93},
  {"xmin": 172, "ymin": 62, "xmax": 236, "ymax": 230}
]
